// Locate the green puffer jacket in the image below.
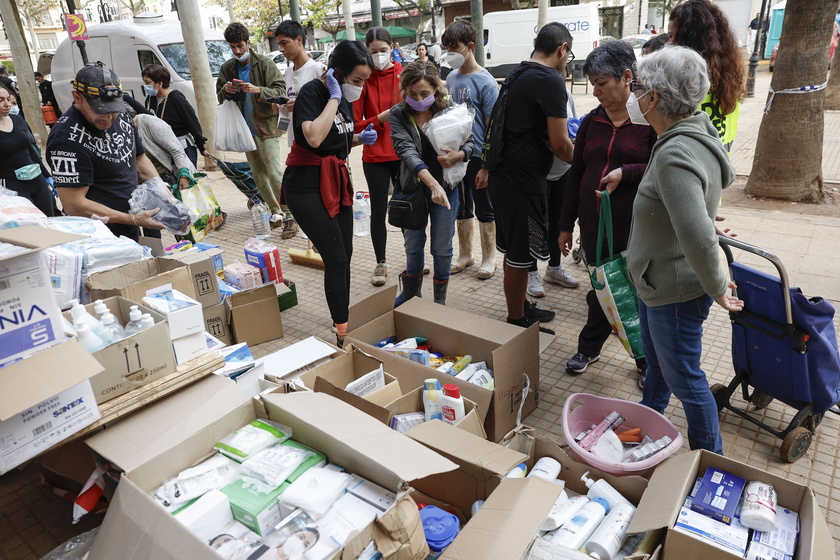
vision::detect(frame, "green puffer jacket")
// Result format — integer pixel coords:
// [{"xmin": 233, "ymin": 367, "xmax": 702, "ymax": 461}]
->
[{"xmin": 216, "ymin": 49, "xmax": 286, "ymax": 140}]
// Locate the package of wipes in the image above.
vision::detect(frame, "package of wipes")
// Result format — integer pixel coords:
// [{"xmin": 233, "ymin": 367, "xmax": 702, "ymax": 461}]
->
[
  {"xmin": 215, "ymin": 420, "xmax": 294, "ymax": 462},
  {"xmin": 280, "ymin": 467, "xmax": 354, "ymax": 517},
  {"xmin": 240, "ymin": 445, "xmax": 315, "ymax": 487}
]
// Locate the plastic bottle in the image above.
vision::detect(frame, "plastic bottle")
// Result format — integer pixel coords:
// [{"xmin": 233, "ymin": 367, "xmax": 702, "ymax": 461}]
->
[
  {"xmin": 583, "ymin": 501, "xmax": 636, "ymax": 559},
  {"xmin": 69, "ymin": 299, "xmax": 109, "ymax": 341},
  {"xmin": 139, "ymin": 313, "xmax": 155, "ymax": 331},
  {"xmin": 100, "ymin": 311, "xmax": 126, "ymax": 343},
  {"xmin": 423, "ymin": 378, "xmax": 444, "ymax": 421},
  {"xmin": 451, "ymin": 355, "xmax": 472, "ymax": 373},
  {"xmin": 541, "ymin": 494, "xmax": 586, "ymax": 532},
  {"xmin": 505, "ymin": 463, "xmax": 527, "ymax": 478},
  {"xmin": 124, "ymin": 305, "xmax": 144, "ymax": 336},
  {"xmin": 93, "ymin": 299, "xmax": 108, "ymax": 319},
  {"xmin": 436, "ymin": 362, "xmax": 454, "ymax": 375},
  {"xmin": 250, "ymin": 196, "xmax": 271, "ymax": 239},
  {"xmin": 75, "ymin": 322, "xmax": 107, "ymax": 352},
  {"xmin": 527, "ymin": 457, "xmax": 562, "ymax": 481},
  {"xmin": 353, "ymin": 191, "xmax": 371, "ymax": 236},
  {"xmin": 440, "ymin": 384, "xmax": 466, "ymax": 425},
  {"xmin": 581, "ymin": 472, "xmax": 634, "ymax": 511},
  {"xmin": 471, "ymin": 500, "xmax": 485, "ymax": 516},
  {"xmin": 549, "ymin": 497, "xmax": 609, "ymax": 550}
]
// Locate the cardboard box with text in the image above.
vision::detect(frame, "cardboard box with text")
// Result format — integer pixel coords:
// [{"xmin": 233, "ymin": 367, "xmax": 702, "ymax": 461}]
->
[{"xmin": 86, "ymin": 258, "xmax": 196, "ymax": 303}]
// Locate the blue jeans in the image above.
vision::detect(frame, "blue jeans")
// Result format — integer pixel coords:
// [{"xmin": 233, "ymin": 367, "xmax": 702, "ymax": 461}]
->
[
  {"xmin": 639, "ymin": 295, "xmax": 723, "ymax": 454},
  {"xmin": 404, "ymin": 187, "xmax": 459, "ymax": 279},
  {"xmin": 457, "ymin": 157, "xmax": 494, "ymax": 222}
]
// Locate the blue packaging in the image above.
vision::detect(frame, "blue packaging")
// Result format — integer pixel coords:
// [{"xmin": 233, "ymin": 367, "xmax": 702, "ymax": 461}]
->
[
  {"xmin": 419, "ymin": 506, "xmax": 460, "ymax": 552},
  {"xmin": 691, "ymin": 466, "xmax": 746, "ymax": 525}
]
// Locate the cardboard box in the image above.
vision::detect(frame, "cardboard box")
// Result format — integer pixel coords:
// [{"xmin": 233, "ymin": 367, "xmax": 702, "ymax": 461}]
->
[
  {"xmin": 142, "ymin": 289, "xmax": 204, "ymax": 339},
  {"xmin": 0, "ymin": 227, "xmax": 84, "ymax": 365},
  {"xmin": 62, "ymin": 297, "xmax": 176, "ymax": 404},
  {"xmin": 0, "ymin": 339, "xmax": 103, "ymax": 474},
  {"xmin": 162, "ymin": 248, "xmax": 223, "ymax": 308},
  {"xmin": 172, "ymin": 331, "xmax": 209, "ymax": 365},
  {"xmin": 226, "ymin": 283, "xmax": 283, "ymax": 346},
  {"xmin": 346, "ymin": 287, "xmax": 554, "ymax": 441},
  {"xmin": 387, "ymin": 387, "xmax": 485, "ymax": 438},
  {"xmin": 84, "ymin": 376, "xmax": 459, "ymax": 560},
  {"xmin": 277, "ymin": 280, "xmax": 297, "ymax": 311},
  {"xmin": 202, "ymin": 303, "xmax": 231, "ymax": 346},
  {"xmin": 628, "ymin": 450, "xmax": 835, "ymax": 560},
  {"xmin": 258, "ymin": 336, "xmax": 344, "ymax": 382},
  {"xmin": 86, "ymin": 258, "xmax": 197, "ymax": 303}
]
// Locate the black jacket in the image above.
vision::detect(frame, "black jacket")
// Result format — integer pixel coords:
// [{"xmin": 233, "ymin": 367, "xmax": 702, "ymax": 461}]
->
[{"xmin": 146, "ymin": 90, "xmax": 206, "ymax": 152}]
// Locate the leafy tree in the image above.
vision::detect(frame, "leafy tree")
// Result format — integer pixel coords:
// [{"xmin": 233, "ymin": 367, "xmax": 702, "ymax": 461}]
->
[
  {"xmin": 301, "ymin": 0, "xmax": 341, "ymax": 41},
  {"xmin": 208, "ymin": 0, "xmax": 288, "ymax": 42}
]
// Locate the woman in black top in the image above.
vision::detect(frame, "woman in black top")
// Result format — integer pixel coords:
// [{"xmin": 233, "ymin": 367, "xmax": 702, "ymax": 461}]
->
[
  {"xmin": 0, "ymin": 84, "xmax": 54, "ymax": 215},
  {"xmin": 282, "ymin": 41, "xmax": 376, "ymax": 347},
  {"xmin": 141, "ymin": 64, "xmax": 207, "ymax": 167}
]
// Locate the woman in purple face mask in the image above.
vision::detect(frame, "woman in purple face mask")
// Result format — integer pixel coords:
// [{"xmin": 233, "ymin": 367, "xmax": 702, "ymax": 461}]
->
[{"xmin": 389, "ymin": 61, "xmax": 475, "ymax": 307}]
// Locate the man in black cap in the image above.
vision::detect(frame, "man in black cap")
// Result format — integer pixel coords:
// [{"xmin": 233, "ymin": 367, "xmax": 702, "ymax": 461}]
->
[
  {"xmin": 46, "ymin": 61, "xmax": 163, "ymax": 240},
  {"xmin": 34, "ymin": 72, "xmax": 62, "ymax": 117}
]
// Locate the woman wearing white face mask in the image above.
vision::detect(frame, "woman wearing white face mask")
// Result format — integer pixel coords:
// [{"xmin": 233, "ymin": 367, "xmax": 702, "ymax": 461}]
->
[
  {"xmin": 282, "ymin": 40, "xmax": 376, "ymax": 348},
  {"xmin": 353, "ymin": 27, "xmax": 403, "ymax": 287}
]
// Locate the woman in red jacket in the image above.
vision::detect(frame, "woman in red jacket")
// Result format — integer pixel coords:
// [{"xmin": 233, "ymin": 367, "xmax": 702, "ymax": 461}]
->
[{"xmin": 354, "ymin": 27, "xmax": 402, "ymax": 287}]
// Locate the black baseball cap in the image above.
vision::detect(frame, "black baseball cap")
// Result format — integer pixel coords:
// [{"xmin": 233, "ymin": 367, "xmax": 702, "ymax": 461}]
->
[{"xmin": 71, "ymin": 62, "xmax": 125, "ymax": 114}]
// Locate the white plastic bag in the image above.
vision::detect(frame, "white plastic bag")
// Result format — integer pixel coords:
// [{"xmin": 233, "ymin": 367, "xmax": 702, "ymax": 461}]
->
[
  {"xmin": 214, "ymin": 100, "xmax": 257, "ymax": 152},
  {"xmin": 422, "ymin": 103, "xmax": 474, "ymax": 187}
]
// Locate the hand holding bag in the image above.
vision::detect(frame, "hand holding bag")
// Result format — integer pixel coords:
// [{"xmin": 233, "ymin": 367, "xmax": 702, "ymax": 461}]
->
[
  {"xmin": 171, "ymin": 172, "xmax": 224, "ymax": 243},
  {"xmin": 589, "ymin": 191, "xmax": 644, "ymax": 360},
  {"xmin": 214, "ymin": 100, "xmax": 257, "ymax": 153}
]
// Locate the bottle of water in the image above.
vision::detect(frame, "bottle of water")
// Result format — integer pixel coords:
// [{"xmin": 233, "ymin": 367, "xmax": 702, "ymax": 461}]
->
[
  {"xmin": 251, "ymin": 196, "xmax": 271, "ymax": 239},
  {"xmin": 353, "ymin": 191, "xmax": 371, "ymax": 237}
]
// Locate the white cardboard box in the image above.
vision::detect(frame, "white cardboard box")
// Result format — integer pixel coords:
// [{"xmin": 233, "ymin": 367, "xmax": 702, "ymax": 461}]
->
[
  {"xmin": 142, "ymin": 289, "xmax": 204, "ymax": 338},
  {"xmin": 172, "ymin": 331, "xmax": 209, "ymax": 365}
]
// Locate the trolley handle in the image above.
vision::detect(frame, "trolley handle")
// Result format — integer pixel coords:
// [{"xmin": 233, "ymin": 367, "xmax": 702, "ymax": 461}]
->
[{"xmin": 718, "ymin": 235, "xmax": 793, "ymax": 327}]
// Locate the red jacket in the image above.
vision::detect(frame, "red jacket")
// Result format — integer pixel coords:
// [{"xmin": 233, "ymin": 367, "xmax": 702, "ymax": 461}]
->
[{"xmin": 353, "ymin": 62, "xmax": 401, "ymax": 163}]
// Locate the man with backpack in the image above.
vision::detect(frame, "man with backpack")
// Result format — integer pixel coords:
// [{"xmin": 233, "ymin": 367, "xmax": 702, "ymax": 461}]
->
[{"xmin": 475, "ymin": 22, "xmax": 575, "ymax": 335}]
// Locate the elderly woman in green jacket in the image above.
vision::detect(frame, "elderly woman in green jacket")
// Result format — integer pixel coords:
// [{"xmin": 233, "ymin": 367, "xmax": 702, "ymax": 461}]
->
[{"xmin": 626, "ymin": 45, "xmax": 743, "ymax": 454}]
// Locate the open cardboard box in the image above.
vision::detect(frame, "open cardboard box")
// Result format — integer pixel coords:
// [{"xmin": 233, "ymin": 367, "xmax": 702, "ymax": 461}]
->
[
  {"xmin": 85, "ymin": 258, "xmax": 197, "ymax": 303},
  {"xmin": 628, "ymin": 449, "xmax": 835, "ymax": 560},
  {"xmin": 84, "ymin": 375, "xmax": 459, "ymax": 560},
  {"xmin": 225, "ymin": 283, "xmax": 284, "ymax": 346},
  {"xmin": 387, "ymin": 387, "xmax": 485, "ymax": 438},
  {"xmin": 346, "ymin": 286, "xmax": 554, "ymax": 441},
  {"xmin": 161, "ymin": 248, "xmax": 223, "ymax": 308},
  {"xmin": 258, "ymin": 336, "xmax": 345, "ymax": 383}
]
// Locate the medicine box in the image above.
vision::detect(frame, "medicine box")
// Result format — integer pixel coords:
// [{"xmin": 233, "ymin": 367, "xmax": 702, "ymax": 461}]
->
[
  {"xmin": 746, "ymin": 542, "xmax": 793, "ymax": 560},
  {"xmin": 750, "ymin": 506, "xmax": 799, "ymax": 556},
  {"xmin": 346, "ymin": 474, "xmax": 396, "ymax": 512},
  {"xmin": 172, "ymin": 331, "xmax": 209, "ymax": 365},
  {"xmin": 674, "ymin": 506, "xmax": 750, "ymax": 556},
  {"xmin": 691, "ymin": 466, "xmax": 746, "ymax": 524},
  {"xmin": 173, "ymin": 490, "xmax": 233, "ymax": 541},
  {"xmin": 143, "ymin": 289, "xmax": 204, "ymax": 339}
]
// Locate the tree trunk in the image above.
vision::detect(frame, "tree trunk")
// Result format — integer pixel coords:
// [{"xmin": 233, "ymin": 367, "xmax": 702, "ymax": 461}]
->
[
  {"xmin": 342, "ymin": 0, "xmax": 355, "ymax": 42},
  {"xmin": 24, "ymin": 10, "xmax": 42, "ymax": 67},
  {"xmin": 745, "ymin": 0, "xmax": 837, "ymax": 202},
  {"xmin": 826, "ymin": 49, "xmax": 840, "ymax": 110}
]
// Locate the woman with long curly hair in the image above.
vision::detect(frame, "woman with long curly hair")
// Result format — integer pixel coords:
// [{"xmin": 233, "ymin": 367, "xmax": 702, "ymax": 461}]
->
[{"xmin": 669, "ymin": 0, "xmax": 746, "ymax": 152}]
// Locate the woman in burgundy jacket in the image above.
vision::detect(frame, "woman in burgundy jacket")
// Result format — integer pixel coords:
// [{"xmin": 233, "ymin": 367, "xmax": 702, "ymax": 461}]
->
[{"xmin": 558, "ymin": 41, "xmax": 657, "ymax": 385}]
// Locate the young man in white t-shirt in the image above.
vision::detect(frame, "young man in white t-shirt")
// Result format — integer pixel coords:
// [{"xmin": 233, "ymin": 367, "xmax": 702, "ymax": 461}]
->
[{"xmin": 274, "ymin": 21, "xmax": 325, "ymax": 148}]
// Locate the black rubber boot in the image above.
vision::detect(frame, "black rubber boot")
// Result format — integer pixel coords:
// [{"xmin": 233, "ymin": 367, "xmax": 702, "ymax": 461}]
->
[
  {"xmin": 433, "ymin": 278, "xmax": 449, "ymax": 305},
  {"xmin": 395, "ymin": 271, "xmax": 423, "ymax": 307}
]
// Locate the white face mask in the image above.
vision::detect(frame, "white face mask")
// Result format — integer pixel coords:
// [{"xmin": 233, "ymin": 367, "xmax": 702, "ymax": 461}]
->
[
  {"xmin": 214, "ymin": 540, "xmax": 240, "ymax": 558},
  {"xmin": 372, "ymin": 52, "xmax": 390, "ymax": 71},
  {"xmin": 283, "ymin": 535, "xmax": 308, "ymax": 556},
  {"xmin": 9, "ymin": 105, "xmax": 19, "ymax": 115},
  {"xmin": 445, "ymin": 46, "xmax": 469, "ymax": 70},
  {"xmin": 626, "ymin": 90, "xmax": 651, "ymax": 126},
  {"xmin": 342, "ymin": 83, "xmax": 363, "ymax": 103}
]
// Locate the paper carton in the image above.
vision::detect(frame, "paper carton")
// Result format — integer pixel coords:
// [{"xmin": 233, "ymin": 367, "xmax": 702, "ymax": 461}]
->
[
  {"xmin": 0, "ymin": 227, "xmax": 85, "ymax": 365},
  {"xmin": 225, "ymin": 283, "xmax": 283, "ymax": 346},
  {"xmin": 162, "ymin": 248, "xmax": 223, "ymax": 308},
  {"xmin": 172, "ymin": 331, "xmax": 209, "ymax": 365},
  {"xmin": 202, "ymin": 303, "xmax": 231, "ymax": 345},
  {"xmin": 62, "ymin": 297, "xmax": 176, "ymax": 403},
  {"xmin": 628, "ymin": 450, "xmax": 835, "ymax": 560},
  {"xmin": 346, "ymin": 287, "xmax": 554, "ymax": 441},
  {"xmin": 85, "ymin": 376, "xmax": 458, "ymax": 560},
  {"xmin": 0, "ymin": 339, "xmax": 103, "ymax": 474},
  {"xmin": 258, "ymin": 336, "xmax": 344, "ymax": 382},
  {"xmin": 85, "ymin": 258, "xmax": 196, "ymax": 303}
]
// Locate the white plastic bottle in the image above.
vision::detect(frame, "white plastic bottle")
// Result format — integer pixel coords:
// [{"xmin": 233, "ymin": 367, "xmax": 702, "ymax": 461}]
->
[
  {"xmin": 100, "ymin": 311, "xmax": 126, "ymax": 343},
  {"xmin": 440, "ymin": 384, "xmax": 466, "ymax": 425},
  {"xmin": 527, "ymin": 457, "xmax": 562, "ymax": 481},
  {"xmin": 75, "ymin": 322, "xmax": 107, "ymax": 352},
  {"xmin": 549, "ymin": 497, "xmax": 609, "ymax": 550},
  {"xmin": 93, "ymin": 299, "xmax": 108, "ymax": 319},
  {"xmin": 583, "ymin": 501, "xmax": 636, "ymax": 559},
  {"xmin": 541, "ymin": 494, "xmax": 586, "ymax": 531},
  {"xmin": 139, "ymin": 313, "xmax": 155, "ymax": 331},
  {"xmin": 69, "ymin": 299, "xmax": 109, "ymax": 341},
  {"xmin": 423, "ymin": 378, "xmax": 444, "ymax": 421},
  {"xmin": 581, "ymin": 472, "xmax": 634, "ymax": 511},
  {"xmin": 505, "ymin": 463, "xmax": 528, "ymax": 478},
  {"xmin": 124, "ymin": 305, "xmax": 144, "ymax": 336}
]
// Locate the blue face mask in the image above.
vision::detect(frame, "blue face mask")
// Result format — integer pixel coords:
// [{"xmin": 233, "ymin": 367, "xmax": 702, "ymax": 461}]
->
[
  {"xmin": 9, "ymin": 105, "xmax": 19, "ymax": 115},
  {"xmin": 234, "ymin": 50, "xmax": 250, "ymax": 63},
  {"xmin": 143, "ymin": 84, "xmax": 157, "ymax": 96}
]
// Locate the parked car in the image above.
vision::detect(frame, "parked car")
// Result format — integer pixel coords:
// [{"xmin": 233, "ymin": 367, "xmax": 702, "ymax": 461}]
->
[
  {"xmin": 770, "ymin": 21, "xmax": 839, "ymax": 72},
  {"xmin": 622, "ymin": 34, "xmax": 650, "ymax": 59},
  {"xmin": 267, "ymin": 50, "xmax": 290, "ymax": 71}
]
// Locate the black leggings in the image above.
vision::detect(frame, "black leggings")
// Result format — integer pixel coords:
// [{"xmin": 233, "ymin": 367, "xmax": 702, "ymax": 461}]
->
[
  {"xmin": 529, "ymin": 172, "xmax": 568, "ymax": 271},
  {"xmin": 284, "ymin": 167, "xmax": 353, "ymax": 324},
  {"xmin": 362, "ymin": 160, "xmax": 400, "ymax": 263}
]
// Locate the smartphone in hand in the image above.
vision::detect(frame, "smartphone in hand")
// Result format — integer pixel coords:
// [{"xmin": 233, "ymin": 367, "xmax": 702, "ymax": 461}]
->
[{"xmin": 266, "ymin": 96, "xmax": 289, "ymax": 105}]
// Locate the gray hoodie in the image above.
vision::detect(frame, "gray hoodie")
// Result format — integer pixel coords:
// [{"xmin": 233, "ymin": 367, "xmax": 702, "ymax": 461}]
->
[{"xmin": 627, "ymin": 111, "xmax": 735, "ymax": 306}]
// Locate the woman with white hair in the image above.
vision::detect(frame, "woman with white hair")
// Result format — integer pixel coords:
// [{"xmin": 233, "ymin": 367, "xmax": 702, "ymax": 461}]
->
[{"xmin": 626, "ymin": 45, "xmax": 743, "ymax": 454}]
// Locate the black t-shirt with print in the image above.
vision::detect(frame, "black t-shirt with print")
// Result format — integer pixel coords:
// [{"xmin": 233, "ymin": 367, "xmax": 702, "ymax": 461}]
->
[
  {"xmin": 292, "ymin": 79, "xmax": 354, "ymax": 159},
  {"xmin": 46, "ymin": 105, "xmax": 145, "ymax": 214},
  {"xmin": 493, "ymin": 61, "xmax": 568, "ymax": 193}
]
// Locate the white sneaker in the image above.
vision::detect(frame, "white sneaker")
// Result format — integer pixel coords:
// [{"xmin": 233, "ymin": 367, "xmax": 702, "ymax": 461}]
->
[
  {"xmin": 371, "ymin": 261, "xmax": 387, "ymax": 287},
  {"xmin": 544, "ymin": 264, "xmax": 580, "ymax": 288},
  {"xmin": 526, "ymin": 270, "xmax": 546, "ymax": 297}
]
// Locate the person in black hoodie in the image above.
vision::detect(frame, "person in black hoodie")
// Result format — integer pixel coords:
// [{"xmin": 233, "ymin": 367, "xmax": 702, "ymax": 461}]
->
[{"xmin": 141, "ymin": 64, "xmax": 207, "ymax": 168}]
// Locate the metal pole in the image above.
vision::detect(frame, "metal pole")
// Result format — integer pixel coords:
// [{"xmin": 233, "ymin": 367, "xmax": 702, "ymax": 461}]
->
[
  {"xmin": 746, "ymin": 0, "xmax": 769, "ymax": 98},
  {"xmin": 471, "ymin": 0, "xmax": 483, "ymax": 66},
  {"xmin": 290, "ymin": 0, "xmax": 301, "ymax": 23},
  {"xmin": 537, "ymin": 0, "xmax": 548, "ymax": 31},
  {"xmin": 65, "ymin": 0, "xmax": 88, "ymax": 64},
  {"xmin": 371, "ymin": 0, "xmax": 382, "ymax": 27},
  {"xmin": 430, "ymin": 0, "xmax": 437, "ymax": 42}
]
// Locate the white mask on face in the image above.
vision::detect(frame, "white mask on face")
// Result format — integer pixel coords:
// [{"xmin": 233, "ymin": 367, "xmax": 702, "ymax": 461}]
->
[
  {"xmin": 283, "ymin": 536, "xmax": 308, "ymax": 556},
  {"xmin": 626, "ymin": 90, "xmax": 651, "ymax": 126},
  {"xmin": 445, "ymin": 46, "xmax": 469, "ymax": 70},
  {"xmin": 9, "ymin": 105, "xmax": 19, "ymax": 115},
  {"xmin": 342, "ymin": 83, "xmax": 363, "ymax": 102},
  {"xmin": 372, "ymin": 52, "xmax": 390, "ymax": 70}
]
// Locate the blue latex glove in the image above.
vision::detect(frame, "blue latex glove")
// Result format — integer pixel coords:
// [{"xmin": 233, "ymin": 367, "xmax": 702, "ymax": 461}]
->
[
  {"xmin": 325, "ymin": 68, "xmax": 342, "ymax": 101},
  {"xmin": 567, "ymin": 118, "xmax": 582, "ymax": 140},
  {"xmin": 359, "ymin": 123, "xmax": 378, "ymax": 146},
  {"xmin": 45, "ymin": 176, "xmax": 54, "ymax": 187}
]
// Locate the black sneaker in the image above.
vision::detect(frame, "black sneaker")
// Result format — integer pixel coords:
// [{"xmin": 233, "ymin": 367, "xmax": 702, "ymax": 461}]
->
[
  {"xmin": 507, "ymin": 315, "xmax": 555, "ymax": 335},
  {"xmin": 524, "ymin": 300, "xmax": 555, "ymax": 323},
  {"xmin": 566, "ymin": 352, "xmax": 600, "ymax": 375}
]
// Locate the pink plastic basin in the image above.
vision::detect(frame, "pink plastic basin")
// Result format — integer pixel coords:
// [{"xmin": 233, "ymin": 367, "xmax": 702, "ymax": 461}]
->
[{"xmin": 562, "ymin": 392, "xmax": 684, "ymax": 478}]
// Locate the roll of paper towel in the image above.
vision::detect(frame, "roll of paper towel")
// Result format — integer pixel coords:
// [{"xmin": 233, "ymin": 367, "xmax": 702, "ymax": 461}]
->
[{"xmin": 740, "ymin": 480, "xmax": 777, "ymax": 532}]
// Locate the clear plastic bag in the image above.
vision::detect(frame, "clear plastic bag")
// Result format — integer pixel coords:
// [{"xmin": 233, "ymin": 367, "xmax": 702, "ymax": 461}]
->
[
  {"xmin": 422, "ymin": 103, "xmax": 474, "ymax": 187},
  {"xmin": 214, "ymin": 100, "xmax": 257, "ymax": 152},
  {"xmin": 39, "ymin": 528, "xmax": 99, "ymax": 560},
  {"xmin": 128, "ymin": 177, "xmax": 196, "ymax": 235}
]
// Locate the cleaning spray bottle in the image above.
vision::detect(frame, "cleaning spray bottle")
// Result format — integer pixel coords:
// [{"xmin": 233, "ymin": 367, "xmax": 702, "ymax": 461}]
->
[{"xmin": 423, "ymin": 379, "xmax": 444, "ymax": 421}]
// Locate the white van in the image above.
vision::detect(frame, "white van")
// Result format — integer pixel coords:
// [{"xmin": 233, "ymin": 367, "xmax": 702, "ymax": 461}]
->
[
  {"xmin": 484, "ymin": 4, "xmax": 601, "ymax": 79},
  {"xmin": 51, "ymin": 14, "xmax": 231, "ymax": 112}
]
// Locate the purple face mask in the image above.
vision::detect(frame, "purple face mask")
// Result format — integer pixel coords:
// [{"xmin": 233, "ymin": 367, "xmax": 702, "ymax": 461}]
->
[{"xmin": 405, "ymin": 93, "xmax": 435, "ymax": 111}]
